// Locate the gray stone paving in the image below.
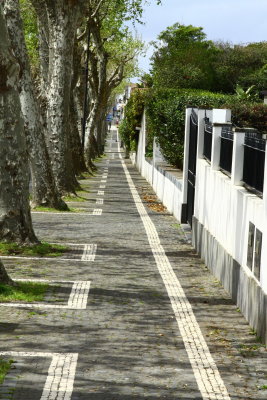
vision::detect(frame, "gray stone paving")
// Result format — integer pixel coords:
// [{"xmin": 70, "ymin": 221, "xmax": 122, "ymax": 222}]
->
[{"xmin": 0, "ymin": 128, "xmax": 266, "ymax": 399}]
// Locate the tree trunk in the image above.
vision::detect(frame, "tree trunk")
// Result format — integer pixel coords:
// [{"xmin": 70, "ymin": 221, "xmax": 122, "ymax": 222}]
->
[
  {"xmin": 69, "ymin": 37, "xmax": 86, "ymax": 175},
  {"xmin": 4, "ymin": 0, "xmax": 68, "ymax": 210},
  {"xmin": 45, "ymin": 0, "xmax": 80, "ymax": 194},
  {"xmin": 0, "ymin": 5, "xmax": 38, "ymax": 244},
  {"xmin": 0, "ymin": 259, "xmax": 14, "ymax": 286}
]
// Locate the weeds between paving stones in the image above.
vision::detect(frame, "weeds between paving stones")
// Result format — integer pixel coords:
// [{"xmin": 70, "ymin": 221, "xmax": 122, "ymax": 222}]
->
[{"xmin": 0, "ymin": 242, "xmax": 69, "ymax": 257}]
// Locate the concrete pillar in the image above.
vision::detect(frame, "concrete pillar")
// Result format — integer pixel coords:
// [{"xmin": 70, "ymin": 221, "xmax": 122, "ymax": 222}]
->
[
  {"xmin": 231, "ymin": 129, "xmax": 245, "ymax": 186},
  {"xmin": 211, "ymin": 124, "xmax": 222, "ymax": 170},
  {"xmin": 196, "ymin": 109, "xmax": 206, "ymax": 160},
  {"xmin": 210, "ymin": 109, "xmax": 231, "ymax": 171},
  {"xmin": 181, "ymin": 107, "xmax": 193, "ymax": 222}
]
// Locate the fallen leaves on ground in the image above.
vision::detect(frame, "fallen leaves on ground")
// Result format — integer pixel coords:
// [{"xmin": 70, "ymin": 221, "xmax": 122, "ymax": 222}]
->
[{"xmin": 142, "ymin": 193, "xmax": 167, "ymax": 213}]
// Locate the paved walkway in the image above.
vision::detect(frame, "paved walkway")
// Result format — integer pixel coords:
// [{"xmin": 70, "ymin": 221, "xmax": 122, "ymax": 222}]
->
[{"xmin": 0, "ymin": 128, "xmax": 267, "ymax": 399}]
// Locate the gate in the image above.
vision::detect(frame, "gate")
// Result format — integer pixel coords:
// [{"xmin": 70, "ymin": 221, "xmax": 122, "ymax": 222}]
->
[{"xmin": 186, "ymin": 109, "xmax": 198, "ymax": 226}]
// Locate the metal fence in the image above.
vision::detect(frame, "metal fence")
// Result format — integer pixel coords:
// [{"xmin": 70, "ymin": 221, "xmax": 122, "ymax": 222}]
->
[
  {"xmin": 219, "ymin": 126, "xmax": 233, "ymax": 175},
  {"xmin": 243, "ymin": 131, "xmax": 266, "ymax": 195},
  {"xmin": 203, "ymin": 119, "xmax": 212, "ymax": 161}
]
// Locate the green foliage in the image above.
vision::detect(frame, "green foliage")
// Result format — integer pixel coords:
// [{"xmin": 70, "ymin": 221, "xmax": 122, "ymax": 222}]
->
[
  {"xmin": 0, "ymin": 358, "xmax": 13, "ymax": 384},
  {"xmin": 151, "ymin": 23, "xmax": 218, "ymax": 91},
  {"xmin": 0, "ymin": 242, "xmax": 69, "ymax": 257},
  {"xmin": 212, "ymin": 41, "xmax": 267, "ymax": 93},
  {"xmin": 19, "ymin": 0, "xmax": 39, "ymax": 75},
  {"xmin": 145, "ymin": 88, "xmax": 233, "ymax": 168},
  {"xmin": 150, "ymin": 23, "xmax": 267, "ymax": 95},
  {"xmin": 122, "ymin": 87, "xmax": 267, "ymax": 168},
  {"xmin": 223, "ymin": 102, "xmax": 267, "ymax": 133},
  {"xmin": 119, "ymin": 89, "xmax": 147, "ymax": 151},
  {"xmin": 0, "ymin": 282, "xmax": 48, "ymax": 303}
]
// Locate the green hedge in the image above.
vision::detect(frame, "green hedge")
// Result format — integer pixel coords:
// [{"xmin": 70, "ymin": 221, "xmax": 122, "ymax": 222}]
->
[
  {"xmin": 119, "ymin": 89, "xmax": 147, "ymax": 152},
  {"xmin": 120, "ymin": 88, "xmax": 267, "ymax": 169}
]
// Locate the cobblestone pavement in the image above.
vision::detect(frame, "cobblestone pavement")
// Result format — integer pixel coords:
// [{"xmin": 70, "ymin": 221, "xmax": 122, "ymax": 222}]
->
[{"xmin": 0, "ymin": 129, "xmax": 266, "ymax": 399}]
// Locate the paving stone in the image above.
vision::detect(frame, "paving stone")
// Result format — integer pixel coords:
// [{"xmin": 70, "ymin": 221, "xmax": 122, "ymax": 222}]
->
[{"xmin": 0, "ymin": 128, "xmax": 266, "ymax": 399}]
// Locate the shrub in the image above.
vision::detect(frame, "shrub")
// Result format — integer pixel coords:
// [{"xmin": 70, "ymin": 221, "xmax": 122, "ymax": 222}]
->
[
  {"xmin": 121, "ymin": 87, "xmax": 267, "ymax": 169},
  {"xmin": 119, "ymin": 89, "xmax": 147, "ymax": 152}
]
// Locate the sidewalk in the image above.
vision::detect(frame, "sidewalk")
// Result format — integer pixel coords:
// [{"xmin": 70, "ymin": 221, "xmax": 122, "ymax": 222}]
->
[{"xmin": 0, "ymin": 128, "xmax": 266, "ymax": 400}]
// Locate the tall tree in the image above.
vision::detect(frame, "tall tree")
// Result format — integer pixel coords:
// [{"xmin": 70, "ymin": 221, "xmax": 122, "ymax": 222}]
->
[
  {"xmin": 151, "ymin": 23, "xmax": 217, "ymax": 90},
  {"xmin": 4, "ymin": 0, "xmax": 68, "ymax": 210},
  {"xmin": 0, "ymin": 3, "xmax": 38, "ymax": 243},
  {"xmin": 30, "ymin": 0, "xmax": 85, "ymax": 194},
  {"xmin": 84, "ymin": 0, "xmax": 144, "ymax": 168}
]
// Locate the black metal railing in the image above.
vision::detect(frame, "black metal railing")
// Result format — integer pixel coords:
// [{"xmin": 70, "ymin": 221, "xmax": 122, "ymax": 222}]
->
[
  {"xmin": 219, "ymin": 125, "xmax": 233, "ymax": 174},
  {"xmin": 203, "ymin": 120, "xmax": 212, "ymax": 161},
  {"xmin": 243, "ymin": 131, "xmax": 266, "ymax": 195}
]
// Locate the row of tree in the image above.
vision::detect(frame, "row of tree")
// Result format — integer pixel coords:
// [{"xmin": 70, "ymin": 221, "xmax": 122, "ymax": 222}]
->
[
  {"xmin": 0, "ymin": 0, "xmax": 151, "ymax": 281},
  {"xmin": 147, "ymin": 23, "xmax": 267, "ymax": 95}
]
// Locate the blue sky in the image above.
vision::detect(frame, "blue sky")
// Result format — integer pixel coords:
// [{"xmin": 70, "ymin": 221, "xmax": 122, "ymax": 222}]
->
[{"xmin": 132, "ymin": 0, "xmax": 267, "ymax": 77}]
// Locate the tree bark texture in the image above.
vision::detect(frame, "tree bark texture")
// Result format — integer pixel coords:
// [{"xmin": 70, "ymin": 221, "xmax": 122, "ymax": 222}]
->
[
  {"xmin": 0, "ymin": 5, "xmax": 38, "ymax": 243},
  {"xmin": 45, "ymin": 0, "xmax": 81, "ymax": 194},
  {"xmin": 4, "ymin": 0, "xmax": 67, "ymax": 210},
  {"xmin": 69, "ymin": 37, "xmax": 86, "ymax": 175},
  {"xmin": 0, "ymin": 259, "xmax": 14, "ymax": 285}
]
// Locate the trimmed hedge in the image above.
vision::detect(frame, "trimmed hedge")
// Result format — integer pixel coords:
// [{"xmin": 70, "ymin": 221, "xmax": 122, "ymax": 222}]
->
[{"xmin": 120, "ymin": 88, "xmax": 267, "ymax": 168}]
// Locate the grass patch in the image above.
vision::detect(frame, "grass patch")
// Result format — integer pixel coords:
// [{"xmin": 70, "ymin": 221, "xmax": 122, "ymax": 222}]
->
[
  {"xmin": 32, "ymin": 206, "xmax": 88, "ymax": 213},
  {"xmin": 0, "ymin": 282, "xmax": 48, "ymax": 303},
  {"xmin": 62, "ymin": 195, "xmax": 86, "ymax": 202},
  {"xmin": 0, "ymin": 242, "xmax": 69, "ymax": 257},
  {"xmin": 0, "ymin": 358, "xmax": 13, "ymax": 384}
]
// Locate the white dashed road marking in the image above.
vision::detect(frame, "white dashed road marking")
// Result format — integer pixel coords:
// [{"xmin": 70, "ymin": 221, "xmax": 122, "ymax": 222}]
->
[
  {"xmin": 97, "ymin": 191, "xmax": 104, "ymax": 196},
  {"xmin": 1, "ymin": 243, "xmax": 97, "ymax": 262},
  {"xmin": 96, "ymin": 198, "xmax": 104, "ymax": 205},
  {"xmin": 32, "ymin": 210, "xmax": 101, "ymax": 216},
  {"xmin": 0, "ymin": 280, "xmax": 91, "ymax": 310},
  {"xmin": 99, "ymin": 185, "xmax": 105, "ymax": 189},
  {"xmin": 119, "ymin": 150, "xmax": 231, "ymax": 400},
  {"xmin": 92, "ymin": 209, "xmax": 102, "ymax": 215},
  {"xmin": 0, "ymin": 351, "xmax": 78, "ymax": 400},
  {"xmin": 81, "ymin": 244, "xmax": 97, "ymax": 261}
]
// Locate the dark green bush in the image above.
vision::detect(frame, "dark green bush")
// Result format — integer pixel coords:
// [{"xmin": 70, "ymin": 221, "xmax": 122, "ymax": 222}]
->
[
  {"xmin": 119, "ymin": 89, "xmax": 147, "ymax": 152},
  {"xmin": 145, "ymin": 88, "xmax": 234, "ymax": 168},
  {"xmin": 121, "ymin": 87, "xmax": 267, "ymax": 168}
]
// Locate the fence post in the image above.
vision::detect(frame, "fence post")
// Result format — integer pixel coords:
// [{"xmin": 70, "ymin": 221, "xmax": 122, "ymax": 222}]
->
[
  {"xmin": 211, "ymin": 124, "xmax": 222, "ymax": 170},
  {"xmin": 231, "ymin": 128, "xmax": 245, "ymax": 186},
  {"xmin": 197, "ymin": 109, "xmax": 206, "ymax": 160},
  {"xmin": 211, "ymin": 109, "xmax": 231, "ymax": 171},
  {"xmin": 181, "ymin": 107, "xmax": 192, "ymax": 222}
]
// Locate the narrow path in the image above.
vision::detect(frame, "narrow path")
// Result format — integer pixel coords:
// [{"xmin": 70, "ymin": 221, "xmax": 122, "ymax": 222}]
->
[{"xmin": 0, "ymin": 128, "xmax": 266, "ymax": 400}]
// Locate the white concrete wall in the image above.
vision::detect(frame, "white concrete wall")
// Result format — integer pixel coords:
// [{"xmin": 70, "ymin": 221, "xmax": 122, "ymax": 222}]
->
[
  {"xmin": 194, "ymin": 159, "xmax": 264, "ymax": 285},
  {"xmin": 134, "ymin": 111, "xmax": 183, "ymax": 221}
]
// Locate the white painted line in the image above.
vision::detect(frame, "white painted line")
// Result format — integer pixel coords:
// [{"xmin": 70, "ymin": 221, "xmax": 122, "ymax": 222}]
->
[
  {"xmin": 32, "ymin": 210, "xmax": 101, "ymax": 216},
  {"xmin": 0, "ymin": 351, "xmax": 78, "ymax": 400},
  {"xmin": 93, "ymin": 209, "xmax": 102, "ymax": 215},
  {"xmin": 102, "ymin": 175, "xmax": 107, "ymax": 179},
  {"xmin": 97, "ymin": 191, "xmax": 104, "ymax": 196},
  {"xmin": 0, "ymin": 280, "xmax": 91, "ymax": 310},
  {"xmin": 81, "ymin": 244, "xmax": 97, "ymax": 261},
  {"xmin": 100, "ymin": 180, "xmax": 106, "ymax": 183},
  {"xmin": 99, "ymin": 185, "xmax": 106, "ymax": 189},
  {"xmin": 120, "ymin": 154, "xmax": 231, "ymax": 400},
  {"xmin": 112, "ymin": 153, "xmax": 115, "ymax": 159},
  {"xmin": 96, "ymin": 198, "xmax": 104, "ymax": 205},
  {"xmin": 1, "ymin": 244, "xmax": 96, "ymax": 262}
]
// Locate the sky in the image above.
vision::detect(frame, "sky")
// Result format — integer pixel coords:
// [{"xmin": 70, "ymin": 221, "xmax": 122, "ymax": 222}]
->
[{"xmin": 131, "ymin": 0, "xmax": 267, "ymax": 79}]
